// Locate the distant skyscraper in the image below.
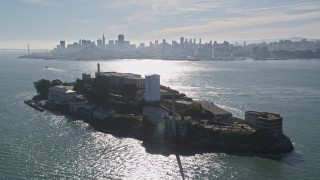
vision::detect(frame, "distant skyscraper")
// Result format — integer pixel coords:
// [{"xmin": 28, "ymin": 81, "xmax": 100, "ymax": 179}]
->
[
  {"xmin": 102, "ymin": 34, "xmax": 105, "ymax": 46},
  {"xmin": 180, "ymin": 37, "xmax": 184, "ymax": 45},
  {"xmin": 140, "ymin": 43, "xmax": 145, "ymax": 48},
  {"xmin": 97, "ymin": 39, "xmax": 103, "ymax": 47},
  {"xmin": 60, "ymin": 41, "xmax": 66, "ymax": 49},
  {"xmin": 109, "ymin": 40, "xmax": 114, "ymax": 45},
  {"xmin": 118, "ymin": 34, "xmax": 124, "ymax": 43}
]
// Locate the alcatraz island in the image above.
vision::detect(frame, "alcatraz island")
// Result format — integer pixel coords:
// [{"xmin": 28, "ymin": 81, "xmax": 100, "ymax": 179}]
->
[{"xmin": 25, "ymin": 63, "xmax": 294, "ymax": 155}]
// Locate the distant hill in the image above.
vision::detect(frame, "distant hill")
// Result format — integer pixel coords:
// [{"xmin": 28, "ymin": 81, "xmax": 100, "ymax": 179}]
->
[{"xmin": 243, "ymin": 37, "xmax": 320, "ymax": 45}]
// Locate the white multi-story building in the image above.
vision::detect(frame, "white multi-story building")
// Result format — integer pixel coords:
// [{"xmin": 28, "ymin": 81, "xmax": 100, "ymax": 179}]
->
[
  {"xmin": 48, "ymin": 86, "xmax": 76, "ymax": 104},
  {"xmin": 145, "ymin": 74, "xmax": 160, "ymax": 101}
]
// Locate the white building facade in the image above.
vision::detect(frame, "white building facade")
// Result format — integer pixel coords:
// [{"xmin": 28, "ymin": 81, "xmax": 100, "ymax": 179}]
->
[
  {"xmin": 48, "ymin": 86, "xmax": 76, "ymax": 104},
  {"xmin": 145, "ymin": 74, "xmax": 160, "ymax": 101}
]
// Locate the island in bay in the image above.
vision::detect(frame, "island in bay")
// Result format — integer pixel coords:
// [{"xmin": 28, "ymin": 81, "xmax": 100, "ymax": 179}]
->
[{"xmin": 25, "ymin": 63, "xmax": 294, "ymax": 155}]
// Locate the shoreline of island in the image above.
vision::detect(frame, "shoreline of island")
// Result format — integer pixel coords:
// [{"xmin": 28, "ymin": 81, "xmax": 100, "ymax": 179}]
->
[{"xmin": 25, "ymin": 66, "xmax": 294, "ymax": 156}]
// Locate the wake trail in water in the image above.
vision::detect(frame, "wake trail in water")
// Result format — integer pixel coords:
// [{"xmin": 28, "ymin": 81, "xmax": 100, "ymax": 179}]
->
[{"xmin": 45, "ymin": 68, "xmax": 63, "ymax": 71}]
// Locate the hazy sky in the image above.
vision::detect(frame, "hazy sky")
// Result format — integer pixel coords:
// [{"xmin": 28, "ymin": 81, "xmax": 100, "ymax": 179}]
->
[{"xmin": 1, "ymin": 0, "xmax": 320, "ymax": 49}]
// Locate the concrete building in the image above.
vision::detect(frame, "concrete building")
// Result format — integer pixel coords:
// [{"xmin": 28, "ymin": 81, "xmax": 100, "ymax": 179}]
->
[
  {"xmin": 82, "ymin": 73, "xmax": 91, "ymax": 80},
  {"xmin": 48, "ymin": 86, "xmax": 76, "ymax": 104},
  {"xmin": 145, "ymin": 74, "xmax": 160, "ymax": 101},
  {"xmin": 98, "ymin": 72, "xmax": 145, "ymax": 89},
  {"xmin": 122, "ymin": 75, "xmax": 145, "ymax": 89},
  {"xmin": 69, "ymin": 102, "xmax": 95, "ymax": 114},
  {"xmin": 92, "ymin": 107, "xmax": 116, "ymax": 120},
  {"xmin": 245, "ymin": 111, "xmax": 283, "ymax": 134}
]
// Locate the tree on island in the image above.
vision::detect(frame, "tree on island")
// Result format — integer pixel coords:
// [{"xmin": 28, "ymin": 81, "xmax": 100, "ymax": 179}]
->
[
  {"xmin": 121, "ymin": 84, "xmax": 138, "ymax": 97},
  {"xmin": 50, "ymin": 79, "xmax": 63, "ymax": 87},
  {"xmin": 34, "ymin": 79, "xmax": 64, "ymax": 98},
  {"xmin": 34, "ymin": 79, "xmax": 51, "ymax": 97}
]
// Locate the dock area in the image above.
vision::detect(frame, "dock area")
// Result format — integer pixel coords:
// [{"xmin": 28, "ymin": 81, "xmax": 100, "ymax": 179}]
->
[{"xmin": 24, "ymin": 100, "xmax": 44, "ymax": 112}]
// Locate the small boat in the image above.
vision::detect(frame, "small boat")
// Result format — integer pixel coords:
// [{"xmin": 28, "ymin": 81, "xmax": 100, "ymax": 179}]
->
[{"xmin": 45, "ymin": 66, "xmax": 49, "ymax": 68}]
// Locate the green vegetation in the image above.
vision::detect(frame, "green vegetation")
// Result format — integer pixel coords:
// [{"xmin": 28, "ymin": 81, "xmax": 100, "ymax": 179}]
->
[
  {"xmin": 161, "ymin": 100, "xmax": 213, "ymax": 119},
  {"xmin": 104, "ymin": 114, "xmax": 142, "ymax": 133},
  {"xmin": 120, "ymin": 84, "xmax": 138, "ymax": 97},
  {"xmin": 34, "ymin": 79, "xmax": 51, "ymax": 97},
  {"xmin": 160, "ymin": 85, "xmax": 192, "ymax": 101},
  {"xmin": 34, "ymin": 79, "xmax": 65, "ymax": 98},
  {"xmin": 50, "ymin": 79, "xmax": 63, "ymax": 86},
  {"xmin": 232, "ymin": 117, "xmax": 246, "ymax": 124},
  {"xmin": 73, "ymin": 79, "xmax": 89, "ymax": 95}
]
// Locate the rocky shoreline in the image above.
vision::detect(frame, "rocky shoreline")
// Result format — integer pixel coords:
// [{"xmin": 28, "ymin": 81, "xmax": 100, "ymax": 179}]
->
[
  {"xmin": 26, "ymin": 73, "xmax": 294, "ymax": 157},
  {"xmin": 26, "ymin": 97, "xmax": 294, "ymax": 156}
]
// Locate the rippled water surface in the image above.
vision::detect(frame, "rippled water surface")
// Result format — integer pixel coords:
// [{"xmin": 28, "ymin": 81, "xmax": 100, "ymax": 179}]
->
[{"xmin": 1, "ymin": 52, "xmax": 320, "ymax": 179}]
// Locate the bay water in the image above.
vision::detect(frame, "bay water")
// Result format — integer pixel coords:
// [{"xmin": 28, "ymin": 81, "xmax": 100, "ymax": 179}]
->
[{"xmin": 0, "ymin": 51, "xmax": 319, "ymax": 179}]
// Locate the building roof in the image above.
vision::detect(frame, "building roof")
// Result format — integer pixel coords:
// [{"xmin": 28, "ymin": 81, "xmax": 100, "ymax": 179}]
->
[
  {"xmin": 100, "ymin": 72, "xmax": 142, "ymax": 79},
  {"xmin": 246, "ymin": 111, "xmax": 282, "ymax": 121},
  {"xmin": 145, "ymin": 73, "xmax": 160, "ymax": 77}
]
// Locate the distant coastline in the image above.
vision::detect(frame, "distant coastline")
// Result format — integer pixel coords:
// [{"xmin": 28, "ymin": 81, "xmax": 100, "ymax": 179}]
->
[
  {"xmin": 19, "ymin": 52, "xmax": 320, "ymax": 61},
  {"xmin": 19, "ymin": 36, "xmax": 320, "ymax": 61}
]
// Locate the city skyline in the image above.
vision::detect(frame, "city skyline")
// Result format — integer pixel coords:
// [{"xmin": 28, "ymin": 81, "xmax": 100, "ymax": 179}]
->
[{"xmin": 1, "ymin": 0, "xmax": 320, "ymax": 49}]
